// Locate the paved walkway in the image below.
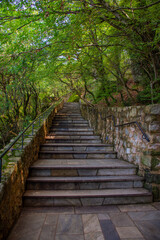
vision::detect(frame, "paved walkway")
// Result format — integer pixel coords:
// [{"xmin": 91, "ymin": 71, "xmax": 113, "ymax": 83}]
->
[{"xmin": 7, "ymin": 203, "xmax": 160, "ymax": 240}]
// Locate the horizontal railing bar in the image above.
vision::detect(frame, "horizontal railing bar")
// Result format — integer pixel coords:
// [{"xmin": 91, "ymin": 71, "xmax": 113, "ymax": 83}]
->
[{"xmin": 87, "ymin": 105, "xmax": 150, "ymax": 142}]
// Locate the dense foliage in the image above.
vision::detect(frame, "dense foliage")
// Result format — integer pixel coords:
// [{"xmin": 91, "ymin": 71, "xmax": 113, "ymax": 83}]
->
[{"xmin": 0, "ymin": 0, "xmax": 160, "ymax": 146}]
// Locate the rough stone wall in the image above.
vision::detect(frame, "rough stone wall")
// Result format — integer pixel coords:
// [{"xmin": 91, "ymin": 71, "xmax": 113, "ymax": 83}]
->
[
  {"xmin": 0, "ymin": 101, "xmax": 64, "ymax": 240},
  {"xmin": 81, "ymin": 104, "xmax": 160, "ymax": 200}
]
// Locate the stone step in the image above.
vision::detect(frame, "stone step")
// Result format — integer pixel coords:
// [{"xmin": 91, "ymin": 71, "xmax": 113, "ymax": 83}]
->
[
  {"xmin": 45, "ymin": 136, "xmax": 100, "ymax": 140},
  {"xmin": 51, "ymin": 125, "xmax": 90, "ymax": 130},
  {"xmin": 52, "ymin": 120, "xmax": 88, "ymax": 124},
  {"xmin": 50, "ymin": 128, "xmax": 93, "ymax": 132},
  {"xmin": 51, "ymin": 124, "xmax": 89, "ymax": 128},
  {"xmin": 55, "ymin": 112, "xmax": 81, "ymax": 115},
  {"xmin": 31, "ymin": 158, "xmax": 135, "ymax": 167},
  {"xmin": 54, "ymin": 114, "xmax": 82, "ymax": 116},
  {"xmin": 55, "ymin": 112, "xmax": 81, "ymax": 114},
  {"xmin": 23, "ymin": 188, "xmax": 152, "ymax": 207},
  {"xmin": 29, "ymin": 159, "xmax": 137, "ymax": 177},
  {"xmin": 49, "ymin": 132, "xmax": 94, "ymax": 136},
  {"xmin": 40, "ymin": 143, "xmax": 114, "ymax": 151},
  {"xmin": 39, "ymin": 150, "xmax": 117, "ymax": 159},
  {"xmin": 26, "ymin": 175, "xmax": 144, "ymax": 190},
  {"xmin": 40, "ymin": 143, "xmax": 112, "ymax": 146},
  {"xmin": 59, "ymin": 109, "xmax": 80, "ymax": 112},
  {"xmin": 56, "ymin": 110, "xmax": 80, "ymax": 112},
  {"xmin": 42, "ymin": 143, "xmax": 107, "ymax": 147},
  {"xmin": 56, "ymin": 114, "xmax": 82, "ymax": 116},
  {"xmin": 54, "ymin": 117, "xmax": 84, "ymax": 121},
  {"xmin": 45, "ymin": 139, "xmax": 102, "ymax": 143}
]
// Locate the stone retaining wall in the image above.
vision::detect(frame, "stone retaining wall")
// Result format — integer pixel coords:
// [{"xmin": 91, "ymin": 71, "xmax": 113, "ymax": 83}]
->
[
  {"xmin": 81, "ymin": 103, "xmax": 160, "ymax": 201},
  {"xmin": 0, "ymin": 101, "xmax": 64, "ymax": 240}
]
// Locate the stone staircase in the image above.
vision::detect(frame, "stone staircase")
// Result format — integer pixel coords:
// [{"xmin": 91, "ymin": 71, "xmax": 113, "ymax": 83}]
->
[{"xmin": 23, "ymin": 103, "xmax": 152, "ymax": 207}]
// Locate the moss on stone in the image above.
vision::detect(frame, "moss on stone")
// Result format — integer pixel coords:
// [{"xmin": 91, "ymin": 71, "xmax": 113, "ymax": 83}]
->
[
  {"xmin": 143, "ymin": 151, "xmax": 151, "ymax": 155},
  {"xmin": 151, "ymin": 151, "xmax": 160, "ymax": 156},
  {"xmin": 141, "ymin": 156, "xmax": 151, "ymax": 167},
  {"xmin": 152, "ymin": 185, "xmax": 160, "ymax": 201},
  {"xmin": 151, "ymin": 157, "xmax": 160, "ymax": 170}
]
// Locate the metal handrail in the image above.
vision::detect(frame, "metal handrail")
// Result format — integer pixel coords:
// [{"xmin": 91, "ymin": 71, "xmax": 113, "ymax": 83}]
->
[
  {"xmin": 86, "ymin": 105, "xmax": 150, "ymax": 142},
  {"xmin": 0, "ymin": 99, "xmax": 62, "ymax": 182}
]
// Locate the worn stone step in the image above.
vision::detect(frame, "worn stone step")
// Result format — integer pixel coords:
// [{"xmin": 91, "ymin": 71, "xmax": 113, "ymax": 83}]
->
[
  {"xmin": 55, "ymin": 112, "xmax": 81, "ymax": 115},
  {"xmin": 40, "ymin": 143, "xmax": 114, "ymax": 151},
  {"xmin": 56, "ymin": 114, "xmax": 82, "ymax": 116},
  {"xmin": 55, "ymin": 111, "xmax": 80, "ymax": 114},
  {"xmin": 45, "ymin": 139, "xmax": 102, "ymax": 143},
  {"xmin": 56, "ymin": 116, "xmax": 82, "ymax": 118},
  {"xmin": 23, "ymin": 188, "xmax": 152, "ymax": 207},
  {"xmin": 50, "ymin": 128, "xmax": 93, "ymax": 131},
  {"xmin": 53, "ymin": 118, "xmax": 86, "ymax": 121},
  {"xmin": 42, "ymin": 143, "xmax": 109, "ymax": 147},
  {"xmin": 54, "ymin": 117, "xmax": 84, "ymax": 121},
  {"xmin": 45, "ymin": 135, "xmax": 100, "ymax": 140},
  {"xmin": 55, "ymin": 116, "xmax": 82, "ymax": 119},
  {"xmin": 54, "ymin": 114, "xmax": 82, "ymax": 116},
  {"xmin": 39, "ymin": 151, "xmax": 117, "ymax": 159},
  {"xmin": 59, "ymin": 110, "xmax": 80, "ymax": 113},
  {"xmin": 26, "ymin": 175, "xmax": 144, "ymax": 190},
  {"xmin": 29, "ymin": 159, "xmax": 137, "ymax": 177},
  {"xmin": 49, "ymin": 131, "xmax": 94, "ymax": 136},
  {"xmin": 31, "ymin": 159, "xmax": 135, "ymax": 168},
  {"xmin": 50, "ymin": 128, "xmax": 93, "ymax": 132},
  {"xmin": 53, "ymin": 120, "xmax": 88, "ymax": 124},
  {"xmin": 51, "ymin": 123, "xmax": 89, "ymax": 127}
]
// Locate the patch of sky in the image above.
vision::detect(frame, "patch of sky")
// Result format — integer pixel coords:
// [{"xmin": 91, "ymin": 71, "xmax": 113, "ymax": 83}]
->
[
  {"xmin": 58, "ymin": 55, "xmax": 66, "ymax": 59},
  {"xmin": 55, "ymin": 16, "xmax": 70, "ymax": 27},
  {"xmin": 42, "ymin": 37, "xmax": 52, "ymax": 44}
]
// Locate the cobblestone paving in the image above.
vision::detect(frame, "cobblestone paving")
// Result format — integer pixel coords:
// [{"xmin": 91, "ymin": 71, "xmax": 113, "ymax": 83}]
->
[{"xmin": 7, "ymin": 203, "xmax": 160, "ymax": 240}]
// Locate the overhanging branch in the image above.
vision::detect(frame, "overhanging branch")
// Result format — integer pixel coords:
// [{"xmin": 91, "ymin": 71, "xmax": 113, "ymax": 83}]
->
[{"xmin": 111, "ymin": 0, "xmax": 160, "ymax": 11}]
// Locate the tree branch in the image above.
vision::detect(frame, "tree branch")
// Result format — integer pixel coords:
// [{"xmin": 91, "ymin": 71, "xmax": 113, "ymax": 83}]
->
[
  {"xmin": 77, "ymin": 43, "xmax": 124, "ymax": 48},
  {"xmin": 111, "ymin": 0, "xmax": 160, "ymax": 12},
  {"xmin": 8, "ymin": 18, "xmax": 41, "ymax": 35},
  {"xmin": 0, "ymin": 14, "xmax": 40, "ymax": 24}
]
